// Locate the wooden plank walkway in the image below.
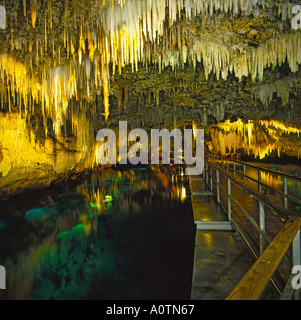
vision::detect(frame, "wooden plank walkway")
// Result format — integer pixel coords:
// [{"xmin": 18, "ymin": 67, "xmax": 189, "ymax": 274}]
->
[
  {"xmin": 189, "ymin": 176, "xmax": 278, "ymax": 300},
  {"xmin": 210, "ymin": 165, "xmax": 294, "ymax": 286},
  {"xmin": 189, "ymin": 171, "xmax": 283, "ymax": 300}
]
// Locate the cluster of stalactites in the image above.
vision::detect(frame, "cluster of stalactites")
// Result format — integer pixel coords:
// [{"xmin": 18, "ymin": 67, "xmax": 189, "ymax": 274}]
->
[
  {"xmin": 1, "ymin": 30, "xmax": 301, "ymax": 134},
  {"xmin": 1, "ymin": 0, "xmax": 301, "ymax": 135},
  {"xmin": 101, "ymin": 0, "xmax": 267, "ymax": 38},
  {"xmin": 159, "ymin": 32, "xmax": 301, "ymax": 82},
  {"xmin": 7, "ymin": 0, "xmax": 267, "ymax": 43},
  {"xmin": 251, "ymin": 74, "xmax": 301, "ymax": 107},
  {"xmin": 208, "ymin": 119, "xmax": 301, "ymax": 159}
]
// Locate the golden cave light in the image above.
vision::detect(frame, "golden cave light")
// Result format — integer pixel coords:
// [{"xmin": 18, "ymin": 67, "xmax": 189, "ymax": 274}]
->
[
  {"xmin": 0, "ymin": 0, "xmax": 301, "ymax": 133},
  {"xmin": 207, "ymin": 119, "xmax": 301, "ymax": 160}
]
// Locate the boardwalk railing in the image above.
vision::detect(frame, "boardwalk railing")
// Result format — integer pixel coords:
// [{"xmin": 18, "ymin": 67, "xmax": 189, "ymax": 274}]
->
[
  {"xmin": 208, "ymin": 154, "xmax": 301, "ymax": 210},
  {"xmin": 226, "ymin": 218, "xmax": 301, "ymax": 300},
  {"xmin": 203, "ymin": 154, "xmax": 301, "ymax": 300}
]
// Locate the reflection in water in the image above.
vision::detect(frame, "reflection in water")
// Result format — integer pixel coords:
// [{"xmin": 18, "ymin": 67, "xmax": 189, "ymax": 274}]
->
[
  {"xmin": 0, "ymin": 166, "xmax": 194, "ymax": 300},
  {"xmin": 207, "ymin": 119, "xmax": 301, "ymax": 160},
  {"xmin": 201, "ymin": 232, "xmax": 214, "ymax": 249},
  {"xmin": 245, "ymin": 163, "xmax": 301, "ymax": 208}
]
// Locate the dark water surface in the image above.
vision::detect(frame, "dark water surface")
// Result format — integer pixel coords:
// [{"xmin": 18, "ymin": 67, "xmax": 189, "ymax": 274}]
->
[{"xmin": 0, "ymin": 166, "xmax": 195, "ymax": 300}]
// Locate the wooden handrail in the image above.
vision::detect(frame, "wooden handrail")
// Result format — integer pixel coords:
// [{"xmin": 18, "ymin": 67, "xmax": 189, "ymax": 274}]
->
[{"xmin": 226, "ymin": 218, "xmax": 301, "ymax": 300}]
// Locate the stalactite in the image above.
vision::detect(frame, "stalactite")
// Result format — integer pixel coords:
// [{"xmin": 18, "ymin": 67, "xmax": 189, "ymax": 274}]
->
[
  {"xmin": 23, "ymin": 0, "xmax": 26, "ymax": 17},
  {"xmin": 30, "ymin": 0, "xmax": 37, "ymax": 29}
]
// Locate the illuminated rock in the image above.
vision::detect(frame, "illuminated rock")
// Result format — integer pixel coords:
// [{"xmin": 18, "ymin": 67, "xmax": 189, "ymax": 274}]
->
[
  {"xmin": 207, "ymin": 119, "xmax": 301, "ymax": 159},
  {"xmin": 0, "ymin": 0, "xmax": 300, "ymax": 132}
]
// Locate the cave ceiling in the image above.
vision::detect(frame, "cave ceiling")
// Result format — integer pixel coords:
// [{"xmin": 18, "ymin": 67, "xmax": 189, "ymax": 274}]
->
[{"xmin": 0, "ymin": 0, "xmax": 301, "ymax": 130}]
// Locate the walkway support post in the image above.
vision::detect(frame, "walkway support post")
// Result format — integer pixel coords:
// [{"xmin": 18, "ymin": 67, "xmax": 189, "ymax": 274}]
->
[
  {"xmin": 210, "ymin": 167, "xmax": 213, "ymax": 191},
  {"xmin": 216, "ymin": 169, "xmax": 220, "ymax": 204},
  {"xmin": 292, "ymin": 229, "xmax": 301, "ymax": 300},
  {"xmin": 284, "ymin": 178, "xmax": 288, "ymax": 209},
  {"xmin": 227, "ymin": 178, "xmax": 232, "ymax": 222},
  {"xmin": 259, "ymin": 200, "xmax": 266, "ymax": 254},
  {"xmin": 258, "ymin": 170, "xmax": 262, "ymax": 193}
]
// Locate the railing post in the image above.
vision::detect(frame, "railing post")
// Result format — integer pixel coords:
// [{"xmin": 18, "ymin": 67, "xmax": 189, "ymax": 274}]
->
[
  {"xmin": 259, "ymin": 200, "xmax": 266, "ymax": 254},
  {"xmin": 210, "ymin": 167, "xmax": 213, "ymax": 191},
  {"xmin": 206, "ymin": 162, "xmax": 209, "ymax": 185},
  {"xmin": 233, "ymin": 161, "xmax": 236, "ymax": 177},
  {"xmin": 258, "ymin": 170, "xmax": 262, "ymax": 193},
  {"xmin": 228, "ymin": 178, "xmax": 232, "ymax": 222},
  {"xmin": 284, "ymin": 178, "xmax": 288, "ymax": 209},
  {"xmin": 226, "ymin": 160, "xmax": 229, "ymax": 173},
  {"xmin": 292, "ymin": 229, "xmax": 301, "ymax": 300},
  {"xmin": 243, "ymin": 165, "xmax": 246, "ymax": 183},
  {"xmin": 216, "ymin": 169, "xmax": 220, "ymax": 204}
]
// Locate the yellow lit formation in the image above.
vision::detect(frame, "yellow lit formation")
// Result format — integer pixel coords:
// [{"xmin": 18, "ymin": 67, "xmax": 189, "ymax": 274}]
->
[
  {"xmin": 208, "ymin": 119, "xmax": 301, "ymax": 159},
  {"xmin": 0, "ymin": 1, "xmax": 301, "ymax": 134}
]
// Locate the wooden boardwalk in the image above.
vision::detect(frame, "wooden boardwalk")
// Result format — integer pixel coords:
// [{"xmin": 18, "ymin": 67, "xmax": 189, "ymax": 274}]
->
[
  {"xmin": 189, "ymin": 176, "xmax": 278, "ymax": 300},
  {"xmin": 190, "ymin": 156, "xmax": 301, "ymax": 300}
]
